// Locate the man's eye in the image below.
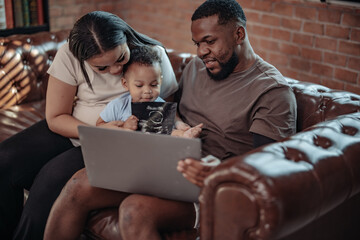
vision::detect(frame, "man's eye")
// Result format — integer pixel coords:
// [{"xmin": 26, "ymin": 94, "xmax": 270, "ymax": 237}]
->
[
  {"xmin": 193, "ymin": 42, "xmax": 200, "ymax": 47},
  {"xmin": 98, "ymin": 66, "xmax": 107, "ymax": 71},
  {"xmin": 207, "ymin": 40, "xmax": 215, "ymax": 45}
]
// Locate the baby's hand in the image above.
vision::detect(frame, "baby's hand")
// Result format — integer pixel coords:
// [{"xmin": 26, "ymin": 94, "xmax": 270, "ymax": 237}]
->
[{"xmin": 123, "ymin": 115, "xmax": 139, "ymax": 131}]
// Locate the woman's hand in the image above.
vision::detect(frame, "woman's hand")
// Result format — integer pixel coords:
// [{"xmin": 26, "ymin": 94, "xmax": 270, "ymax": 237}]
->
[{"xmin": 177, "ymin": 158, "xmax": 214, "ymax": 187}]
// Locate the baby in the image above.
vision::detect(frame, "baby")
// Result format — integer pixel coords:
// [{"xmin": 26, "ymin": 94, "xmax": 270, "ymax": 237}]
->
[{"xmin": 96, "ymin": 45, "xmax": 202, "ymax": 137}]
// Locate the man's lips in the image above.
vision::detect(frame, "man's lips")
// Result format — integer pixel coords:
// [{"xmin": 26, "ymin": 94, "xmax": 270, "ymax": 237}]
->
[{"xmin": 203, "ymin": 58, "xmax": 217, "ymax": 69}]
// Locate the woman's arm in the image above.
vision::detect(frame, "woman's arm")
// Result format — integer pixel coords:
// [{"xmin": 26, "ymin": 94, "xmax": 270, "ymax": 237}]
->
[
  {"xmin": 45, "ymin": 76, "xmax": 86, "ymax": 138},
  {"xmin": 156, "ymin": 46, "xmax": 178, "ymax": 99}
]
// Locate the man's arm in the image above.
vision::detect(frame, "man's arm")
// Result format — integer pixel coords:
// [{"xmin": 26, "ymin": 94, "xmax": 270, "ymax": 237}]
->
[{"xmin": 252, "ymin": 132, "xmax": 276, "ymax": 148}]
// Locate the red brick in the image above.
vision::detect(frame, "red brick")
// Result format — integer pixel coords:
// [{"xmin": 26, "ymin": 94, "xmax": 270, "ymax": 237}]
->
[
  {"xmin": 301, "ymin": 47, "xmax": 322, "ymax": 62},
  {"xmin": 315, "ymin": 36, "xmax": 337, "ymax": 51},
  {"xmin": 240, "ymin": 0, "xmax": 254, "ymax": 9},
  {"xmin": 259, "ymin": 39, "xmax": 280, "ymax": 51},
  {"xmin": 343, "ymin": 13, "xmax": 360, "ymax": 28},
  {"xmin": 339, "ymin": 41, "xmax": 360, "ymax": 56},
  {"xmin": 281, "ymin": 18, "xmax": 302, "ymax": 30},
  {"xmin": 290, "ymin": 58, "xmax": 311, "ymax": 72},
  {"xmin": 277, "ymin": 66, "xmax": 298, "ymax": 79},
  {"xmin": 297, "ymin": 73, "xmax": 322, "ymax": 85},
  {"xmin": 325, "ymin": 25, "xmax": 350, "ymax": 39},
  {"xmin": 344, "ymin": 83, "xmax": 360, "ymax": 95},
  {"xmin": 348, "ymin": 57, "xmax": 360, "ymax": 71},
  {"xmin": 268, "ymin": 52, "xmax": 288, "ymax": 66},
  {"xmin": 335, "ymin": 68, "xmax": 358, "ymax": 84},
  {"xmin": 49, "ymin": 7, "xmax": 62, "ymax": 18},
  {"xmin": 246, "ymin": 11, "xmax": 261, "ymax": 22},
  {"xmin": 295, "ymin": 6, "xmax": 317, "ymax": 21},
  {"xmin": 322, "ymin": 79, "xmax": 344, "ymax": 91},
  {"xmin": 303, "ymin": 22, "xmax": 324, "ymax": 35},
  {"xmin": 252, "ymin": 24, "xmax": 272, "ymax": 37},
  {"xmin": 272, "ymin": 28, "xmax": 291, "ymax": 41},
  {"xmin": 279, "ymin": 43, "xmax": 300, "ymax": 56},
  {"xmin": 293, "ymin": 33, "xmax": 313, "ymax": 46},
  {"xmin": 252, "ymin": 0, "xmax": 273, "ymax": 12},
  {"xmin": 312, "ymin": 63, "xmax": 334, "ymax": 78},
  {"xmin": 273, "ymin": 3, "xmax": 294, "ymax": 17},
  {"xmin": 318, "ymin": 9, "xmax": 341, "ymax": 24},
  {"xmin": 323, "ymin": 52, "xmax": 347, "ymax": 67},
  {"xmin": 261, "ymin": 14, "xmax": 281, "ymax": 26},
  {"xmin": 351, "ymin": 29, "xmax": 360, "ymax": 42}
]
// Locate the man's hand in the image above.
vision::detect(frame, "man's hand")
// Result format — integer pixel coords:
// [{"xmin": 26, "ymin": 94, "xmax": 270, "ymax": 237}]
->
[
  {"xmin": 177, "ymin": 158, "xmax": 214, "ymax": 187},
  {"xmin": 182, "ymin": 123, "xmax": 203, "ymax": 138},
  {"xmin": 172, "ymin": 123, "xmax": 203, "ymax": 138}
]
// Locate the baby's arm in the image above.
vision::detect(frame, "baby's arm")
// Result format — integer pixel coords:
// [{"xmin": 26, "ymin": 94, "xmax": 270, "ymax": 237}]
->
[{"xmin": 96, "ymin": 116, "xmax": 138, "ymax": 131}]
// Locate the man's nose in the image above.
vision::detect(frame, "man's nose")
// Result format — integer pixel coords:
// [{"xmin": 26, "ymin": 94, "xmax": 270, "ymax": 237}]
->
[{"xmin": 197, "ymin": 43, "xmax": 210, "ymax": 59}]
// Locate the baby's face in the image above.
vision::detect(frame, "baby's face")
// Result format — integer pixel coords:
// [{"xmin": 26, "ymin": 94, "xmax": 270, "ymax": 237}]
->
[{"xmin": 122, "ymin": 62, "xmax": 162, "ymax": 102}]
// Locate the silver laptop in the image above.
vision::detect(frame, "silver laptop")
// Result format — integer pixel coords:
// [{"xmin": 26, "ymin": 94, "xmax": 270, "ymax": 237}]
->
[{"xmin": 78, "ymin": 125, "xmax": 202, "ymax": 202}]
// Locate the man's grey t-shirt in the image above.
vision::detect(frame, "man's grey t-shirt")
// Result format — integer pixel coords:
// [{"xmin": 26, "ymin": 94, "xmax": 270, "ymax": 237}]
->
[{"xmin": 178, "ymin": 55, "xmax": 297, "ymax": 160}]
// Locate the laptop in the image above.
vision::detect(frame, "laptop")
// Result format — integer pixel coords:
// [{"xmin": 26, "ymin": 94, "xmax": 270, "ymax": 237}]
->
[{"xmin": 78, "ymin": 125, "xmax": 202, "ymax": 202}]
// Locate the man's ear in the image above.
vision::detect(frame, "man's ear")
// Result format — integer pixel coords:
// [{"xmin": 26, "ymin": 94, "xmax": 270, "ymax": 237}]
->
[
  {"xmin": 235, "ymin": 26, "xmax": 246, "ymax": 44},
  {"xmin": 121, "ymin": 77, "xmax": 129, "ymax": 90}
]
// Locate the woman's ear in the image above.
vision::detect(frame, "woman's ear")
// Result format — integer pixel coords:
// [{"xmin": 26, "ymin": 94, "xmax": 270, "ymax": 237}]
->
[
  {"xmin": 235, "ymin": 26, "xmax": 246, "ymax": 44},
  {"xmin": 121, "ymin": 77, "xmax": 129, "ymax": 90}
]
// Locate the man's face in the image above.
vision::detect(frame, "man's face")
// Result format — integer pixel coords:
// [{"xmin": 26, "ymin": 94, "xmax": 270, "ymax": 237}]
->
[{"xmin": 191, "ymin": 15, "xmax": 239, "ymax": 81}]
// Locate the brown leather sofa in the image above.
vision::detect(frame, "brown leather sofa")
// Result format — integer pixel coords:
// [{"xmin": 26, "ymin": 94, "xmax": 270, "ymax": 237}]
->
[{"xmin": 1, "ymin": 30, "xmax": 360, "ymax": 240}]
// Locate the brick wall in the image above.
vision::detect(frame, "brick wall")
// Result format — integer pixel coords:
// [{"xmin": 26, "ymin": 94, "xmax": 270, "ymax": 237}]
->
[{"xmin": 49, "ymin": 0, "xmax": 360, "ymax": 94}]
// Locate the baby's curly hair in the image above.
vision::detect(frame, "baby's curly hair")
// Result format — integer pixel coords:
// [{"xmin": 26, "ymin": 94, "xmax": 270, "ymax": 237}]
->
[
  {"xmin": 192, "ymin": 0, "xmax": 246, "ymax": 27},
  {"xmin": 123, "ymin": 46, "xmax": 162, "ymax": 74}
]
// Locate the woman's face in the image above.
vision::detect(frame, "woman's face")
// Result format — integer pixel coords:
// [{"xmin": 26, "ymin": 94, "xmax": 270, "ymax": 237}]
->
[{"xmin": 87, "ymin": 43, "xmax": 130, "ymax": 75}]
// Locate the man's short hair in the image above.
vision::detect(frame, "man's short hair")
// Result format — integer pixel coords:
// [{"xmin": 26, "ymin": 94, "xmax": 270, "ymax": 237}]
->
[
  {"xmin": 191, "ymin": 0, "xmax": 246, "ymax": 26},
  {"xmin": 123, "ymin": 46, "xmax": 161, "ymax": 74}
]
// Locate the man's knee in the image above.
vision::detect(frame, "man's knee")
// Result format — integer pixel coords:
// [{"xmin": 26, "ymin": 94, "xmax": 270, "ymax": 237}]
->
[
  {"xmin": 60, "ymin": 169, "xmax": 93, "ymax": 207},
  {"xmin": 119, "ymin": 195, "xmax": 154, "ymax": 231}
]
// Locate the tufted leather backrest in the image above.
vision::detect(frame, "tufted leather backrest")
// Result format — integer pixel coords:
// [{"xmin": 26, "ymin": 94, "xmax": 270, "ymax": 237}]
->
[
  {"xmin": 0, "ymin": 30, "xmax": 70, "ymax": 109},
  {"xmin": 286, "ymin": 78, "xmax": 360, "ymax": 131}
]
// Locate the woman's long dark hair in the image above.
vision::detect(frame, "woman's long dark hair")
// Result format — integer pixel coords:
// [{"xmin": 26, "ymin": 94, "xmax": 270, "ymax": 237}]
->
[{"xmin": 68, "ymin": 11, "xmax": 163, "ymax": 91}]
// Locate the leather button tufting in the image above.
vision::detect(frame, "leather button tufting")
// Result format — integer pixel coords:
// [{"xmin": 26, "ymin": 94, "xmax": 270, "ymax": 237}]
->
[
  {"xmin": 313, "ymin": 135, "xmax": 332, "ymax": 149},
  {"xmin": 342, "ymin": 126, "xmax": 358, "ymax": 136}
]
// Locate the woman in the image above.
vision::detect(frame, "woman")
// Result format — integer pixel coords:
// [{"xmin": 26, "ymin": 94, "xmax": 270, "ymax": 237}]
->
[{"xmin": 0, "ymin": 11, "xmax": 178, "ymax": 240}]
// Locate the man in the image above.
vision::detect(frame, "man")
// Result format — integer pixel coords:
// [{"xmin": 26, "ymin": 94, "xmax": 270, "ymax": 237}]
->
[{"xmin": 44, "ymin": 0, "xmax": 296, "ymax": 239}]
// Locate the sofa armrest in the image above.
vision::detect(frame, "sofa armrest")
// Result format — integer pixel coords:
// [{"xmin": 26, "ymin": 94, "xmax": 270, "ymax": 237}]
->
[{"xmin": 200, "ymin": 113, "xmax": 360, "ymax": 240}]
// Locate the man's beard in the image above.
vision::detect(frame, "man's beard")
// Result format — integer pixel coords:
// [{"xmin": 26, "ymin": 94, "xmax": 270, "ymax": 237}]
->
[{"xmin": 206, "ymin": 52, "xmax": 239, "ymax": 81}]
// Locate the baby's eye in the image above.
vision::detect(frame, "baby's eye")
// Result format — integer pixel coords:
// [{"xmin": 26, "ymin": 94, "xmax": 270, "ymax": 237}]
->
[
  {"xmin": 151, "ymin": 83, "xmax": 159, "ymax": 87},
  {"xmin": 97, "ymin": 66, "xmax": 107, "ymax": 71},
  {"xmin": 135, "ymin": 85, "xmax": 143, "ymax": 88}
]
